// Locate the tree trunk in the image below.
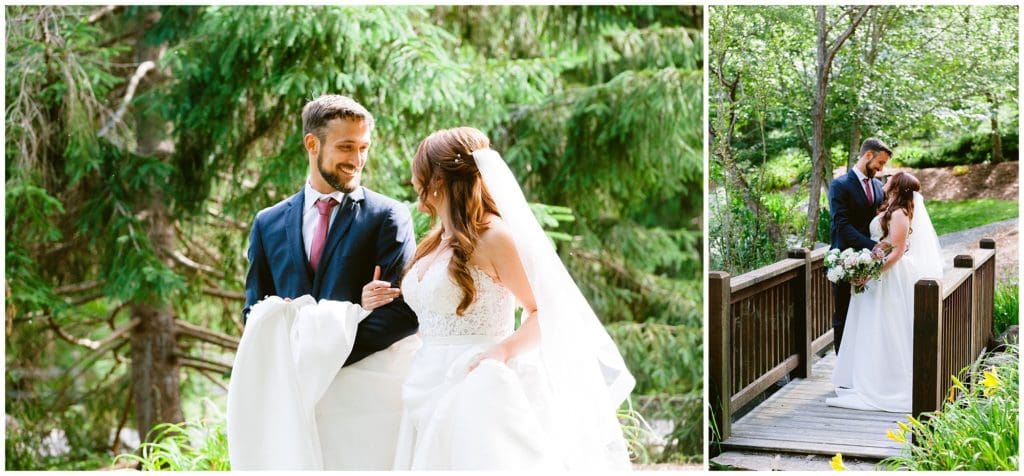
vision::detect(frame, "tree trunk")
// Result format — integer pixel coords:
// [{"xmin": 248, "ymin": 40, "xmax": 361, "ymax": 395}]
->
[
  {"xmin": 989, "ymin": 93, "xmax": 1004, "ymax": 163},
  {"xmin": 823, "ymin": 121, "xmax": 835, "ymax": 191},
  {"xmin": 130, "ymin": 301, "xmax": 182, "ymax": 440},
  {"xmin": 807, "ymin": 7, "xmax": 830, "ymax": 246},
  {"xmin": 849, "ymin": 118, "xmax": 862, "ymax": 170},
  {"xmin": 849, "ymin": 8, "xmax": 886, "ymax": 171},
  {"xmin": 128, "ymin": 8, "xmax": 182, "ymax": 440},
  {"xmin": 807, "ymin": 6, "xmax": 869, "ymax": 245}
]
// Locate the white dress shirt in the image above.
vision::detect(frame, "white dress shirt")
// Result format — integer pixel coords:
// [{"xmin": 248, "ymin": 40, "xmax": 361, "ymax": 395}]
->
[
  {"xmin": 302, "ymin": 181, "xmax": 346, "ymax": 260},
  {"xmin": 852, "ymin": 165, "xmax": 872, "ymax": 202}
]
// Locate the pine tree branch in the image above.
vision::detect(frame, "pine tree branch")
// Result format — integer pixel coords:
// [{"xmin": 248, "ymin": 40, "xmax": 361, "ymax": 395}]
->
[
  {"xmin": 174, "ymin": 319, "xmax": 239, "ymax": 351},
  {"xmin": 98, "ymin": 60, "xmax": 155, "ymax": 140},
  {"xmin": 194, "ymin": 367, "xmax": 229, "ymax": 392},
  {"xmin": 107, "ymin": 301, "xmax": 128, "ymax": 330},
  {"xmin": 46, "ymin": 315, "xmax": 101, "ymax": 350},
  {"xmin": 51, "ymin": 319, "xmax": 138, "ymax": 411},
  {"xmin": 168, "ymin": 249, "xmax": 226, "ymax": 279},
  {"xmin": 202, "ymin": 287, "xmax": 245, "ymax": 301},
  {"xmin": 207, "ymin": 206, "xmax": 250, "ymax": 230},
  {"xmin": 69, "ymin": 292, "xmax": 105, "ymax": 306},
  {"xmin": 94, "ymin": 318, "xmax": 140, "ymax": 352},
  {"xmin": 110, "ymin": 389, "xmax": 133, "ymax": 455},
  {"xmin": 54, "ymin": 280, "xmax": 104, "ymax": 295},
  {"xmin": 87, "ymin": 5, "xmax": 121, "ymax": 24},
  {"xmin": 174, "ymin": 221, "xmax": 222, "ymax": 264},
  {"xmin": 177, "ymin": 355, "xmax": 232, "ymax": 374}
]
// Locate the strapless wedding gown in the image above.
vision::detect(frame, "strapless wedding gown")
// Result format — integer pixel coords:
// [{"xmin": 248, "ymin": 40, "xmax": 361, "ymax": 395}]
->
[
  {"xmin": 393, "ymin": 248, "xmax": 558, "ymax": 470},
  {"xmin": 828, "ymin": 216, "xmax": 923, "ymax": 413}
]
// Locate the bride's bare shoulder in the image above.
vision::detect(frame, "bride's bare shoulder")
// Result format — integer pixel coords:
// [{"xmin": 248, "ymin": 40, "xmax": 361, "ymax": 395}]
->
[{"xmin": 478, "ymin": 215, "xmax": 515, "ymax": 254}]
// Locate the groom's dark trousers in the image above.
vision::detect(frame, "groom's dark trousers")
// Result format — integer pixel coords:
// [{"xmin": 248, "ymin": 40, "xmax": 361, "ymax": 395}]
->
[
  {"xmin": 243, "ymin": 186, "xmax": 418, "ymax": 366},
  {"xmin": 827, "ymin": 169, "xmax": 882, "ymax": 353}
]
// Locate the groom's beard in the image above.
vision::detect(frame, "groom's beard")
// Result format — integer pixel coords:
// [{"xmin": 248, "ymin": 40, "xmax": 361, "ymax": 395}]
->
[{"xmin": 318, "ymin": 149, "xmax": 361, "ymax": 193}]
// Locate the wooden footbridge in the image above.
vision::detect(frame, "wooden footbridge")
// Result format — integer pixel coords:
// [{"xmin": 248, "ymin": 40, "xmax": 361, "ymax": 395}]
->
[{"xmin": 710, "ymin": 239, "xmax": 997, "ymax": 466}]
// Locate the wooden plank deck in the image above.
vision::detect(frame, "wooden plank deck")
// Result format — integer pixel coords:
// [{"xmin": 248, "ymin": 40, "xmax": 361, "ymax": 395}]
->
[{"xmin": 720, "ymin": 352, "xmax": 909, "ymax": 460}]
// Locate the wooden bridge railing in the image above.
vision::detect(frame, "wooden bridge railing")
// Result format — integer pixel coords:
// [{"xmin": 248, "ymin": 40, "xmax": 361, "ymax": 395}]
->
[
  {"xmin": 913, "ymin": 239, "xmax": 997, "ymax": 415},
  {"xmin": 711, "ymin": 239, "xmax": 997, "ymax": 441},
  {"xmin": 710, "ymin": 245, "xmax": 834, "ymax": 441}
]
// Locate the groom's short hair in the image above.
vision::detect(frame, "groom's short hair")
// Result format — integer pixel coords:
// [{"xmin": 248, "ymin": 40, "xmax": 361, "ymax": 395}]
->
[
  {"xmin": 302, "ymin": 95, "xmax": 375, "ymax": 141},
  {"xmin": 859, "ymin": 138, "xmax": 892, "ymax": 157}
]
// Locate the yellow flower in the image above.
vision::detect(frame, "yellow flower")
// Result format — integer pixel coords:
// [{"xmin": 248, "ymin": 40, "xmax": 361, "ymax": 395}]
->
[
  {"xmin": 897, "ymin": 421, "xmax": 910, "ymax": 433},
  {"xmin": 831, "ymin": 453, "xmax": 846, "ymax": 471},
  {"xmin": 886, "ymin": 429, "xmax": 906, "ymax": 443},
  {"xmin": 982, "ymin": 370, "xmax": 1001, "ymax": 397},
  {"xmin": 946, "ymin": 385, "xmax": 957, "ymax": 402},
  {"xmin": 906, "ymin": 414, "xmax": 923, "ymax": 428}
]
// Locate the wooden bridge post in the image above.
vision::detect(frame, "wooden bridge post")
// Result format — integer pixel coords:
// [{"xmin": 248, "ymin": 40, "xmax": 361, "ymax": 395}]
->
[
  {"xmin": 788, "ymin": 248, "xmax": 812, "ymax": 378},
  {"xmin": 913, "ymin": 279, "xmax": 943, "ymax": 416},
  {"xmin": 709, "ymin": 271, "xmax": 732, "ymax": 441},
  {"xmin": 978, "ymin": 238, "xmax": 997, "ymax": 354}
]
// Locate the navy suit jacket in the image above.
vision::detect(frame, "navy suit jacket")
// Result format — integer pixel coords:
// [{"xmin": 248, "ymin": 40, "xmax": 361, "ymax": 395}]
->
[
  {"xmin": 828, "ymin": 169, "xmax": 882, "ymax": 251},
  {"xmin": 243, "ymin": 185, "xmax": 419, "ymax": 366}
]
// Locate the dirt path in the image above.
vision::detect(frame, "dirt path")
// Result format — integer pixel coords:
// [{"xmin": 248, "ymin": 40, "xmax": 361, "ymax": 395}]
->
[
  {"xmin": 836, "ymin": 161, "xmax": 1019, "ymax": 201},
  {"xmin": 939, "ymin": 218, "xmax": 1018, "ymax": 283},
  {"xmin": 892, "ymin": 162, "xmax": 1018, "ymax": 201}
]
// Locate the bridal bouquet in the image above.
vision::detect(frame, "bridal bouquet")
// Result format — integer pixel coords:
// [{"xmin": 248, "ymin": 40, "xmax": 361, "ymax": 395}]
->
[{"xmin": 823, "ymin": 245, "xmax": 889, "ymax": 294}]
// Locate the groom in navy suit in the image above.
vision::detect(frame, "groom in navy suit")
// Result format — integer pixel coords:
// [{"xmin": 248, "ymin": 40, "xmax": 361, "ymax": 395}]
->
[
  {"xmin": 827, "ymin": 137, "xmax": 891, "ymax": 353},
  {"xmin": 243, "ymin": 94, "xmax": 418, "ymax": 366}
]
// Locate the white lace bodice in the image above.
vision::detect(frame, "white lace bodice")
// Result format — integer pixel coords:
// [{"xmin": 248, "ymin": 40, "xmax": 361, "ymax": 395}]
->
[
  {"xmin": 870, "ymin": 215, "xmax": 882, "ymax": 241},
  {"xmin": 402, "ymin": 248, "xmax": 516, "ymax": 339}
]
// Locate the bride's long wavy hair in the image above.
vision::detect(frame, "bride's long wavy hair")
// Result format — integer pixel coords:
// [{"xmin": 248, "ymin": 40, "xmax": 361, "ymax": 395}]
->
[
  {"xmin": 408, "ymin": 127, "xmax": 500, "ymax": 316},
  {"xmin": 878, "ymin": 171, "xmax": 921, "ymax": 241}
]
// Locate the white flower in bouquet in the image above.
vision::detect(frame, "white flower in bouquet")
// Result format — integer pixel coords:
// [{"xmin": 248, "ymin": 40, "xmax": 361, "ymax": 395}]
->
[
  {"xmin": 856, "ymin": 250, "xmax": 874, "ymax": 266},
  {"xmin": 824, "ymin": 249, "xmax": 840, "ymax": 268},
  {"xmin": 827, "ymin": 266, "xmax": 846, "ymax": 283}
]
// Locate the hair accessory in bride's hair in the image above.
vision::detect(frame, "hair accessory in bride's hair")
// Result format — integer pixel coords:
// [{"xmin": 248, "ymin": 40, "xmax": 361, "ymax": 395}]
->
[{"xmin": 453, "ymin": 152, "xmax": 463, "ymax": 164}]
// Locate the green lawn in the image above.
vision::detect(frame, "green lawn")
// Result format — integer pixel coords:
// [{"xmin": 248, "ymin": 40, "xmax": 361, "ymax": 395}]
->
[{"xmin": 928, "ymin": 199, "xmax": 1019, "ymax": 236}]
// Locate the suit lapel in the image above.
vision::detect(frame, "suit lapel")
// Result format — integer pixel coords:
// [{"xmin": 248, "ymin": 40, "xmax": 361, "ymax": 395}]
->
[
  {"xmin": 847, "ymin": 170, "xmax": 870, "ymax": 209},
  {"xmin": 284, "ymin": 191, "xmax": 311, "ymax": 278},
  {"xmin": 313, "ymin": 186, "xmax": 365, "ymax": 288}
]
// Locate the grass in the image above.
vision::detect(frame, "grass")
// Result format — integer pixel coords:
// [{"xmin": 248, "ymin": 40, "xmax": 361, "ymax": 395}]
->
[
  {"xmin": 994, "ymin": 282, "xmax": 1019, "ymax": 335},
  {"xmin": 926, "ymin": 199, "xmax": 1018, "ymax": 235},
  {"xmin": 881, "ymin": 346, "xmax": 1019, "ymax": 471},
  {"xmin": 113, "ymin": 407, "xmax": 229, "ymax": 470}
]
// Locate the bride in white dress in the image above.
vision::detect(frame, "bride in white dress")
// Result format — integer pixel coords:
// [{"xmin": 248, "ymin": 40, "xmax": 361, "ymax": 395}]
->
[
  {"xmin": 828, "ymin": 172, "xmax": 943, "ymax": 413},
  {"xmin": 361, "ymin": 127, "xmax": 635, "ymax": 470}
]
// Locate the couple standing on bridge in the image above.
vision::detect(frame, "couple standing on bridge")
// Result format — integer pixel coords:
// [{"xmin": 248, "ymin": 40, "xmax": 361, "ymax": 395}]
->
[{"xmin": 825, "ymin": 138, "xmax": 944, "ymax": 413}]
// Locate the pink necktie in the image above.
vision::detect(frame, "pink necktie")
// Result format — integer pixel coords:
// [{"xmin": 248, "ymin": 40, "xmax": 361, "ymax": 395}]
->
[
  {"xmin": 310, "ymin": 198, "xmax": 338, "ymax": 272},
  {"xmin": 862, "ymin": 178, "xmax": 873, "ymax": 205}
]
